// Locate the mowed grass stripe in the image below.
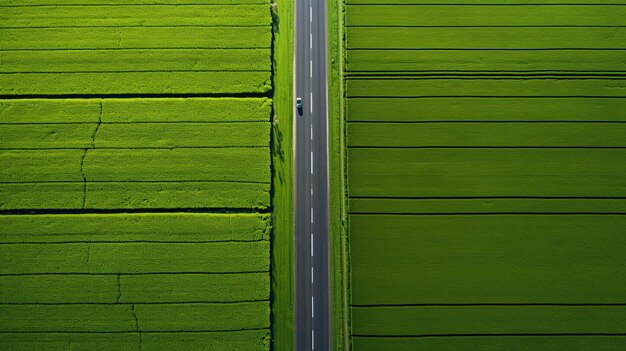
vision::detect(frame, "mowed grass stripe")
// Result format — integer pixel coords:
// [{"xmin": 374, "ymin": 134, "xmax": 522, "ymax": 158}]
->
[
  {"xmin": 346, "ymin": 50, "xmax": 626, "ymax": 73},
  {"xmin": 352, "ymin": 306, "xmax": 626, "ymax": 335},
  {"xmin": 352, "ymin": 336, "xmax": 626, "ymax": 351},
  {"xmin": 0, "ymin": 71, "xmax": 271, "ymax": 95},
  {"xmin": 347, "ymin": 27, "xmax": 626, "ymax": 49},
  {"xmin": 346, "ymin": 5, "xmax": 626, "ymax": 26},
  {"xmin": 141, "ymin": 331, "xmax": 270, "ymax": 351},
  {"xmin": 1, "ymin": 5, "xmax": 270, "ymax": 28},
  {"xmin": 1, "ymin": 27, "xmax": 270, "ymax": 50},
  {"xmin": 0, "ymin": 332, "xmax": 140, "ymax": 350},
  {"xmin": 135, "ymin": 302, "xmax": 268, "ymax": 331},
  {"xmin": 1, "ymin": 148, "xmax": 270, "ymax": 183},
  {"xmin": 0, "ymin": 149, "xmax": 83, "ymax": 183},
  {"xmin": 349, "ymin": 198, "xmax": 626, "ymax": 214},
  {"xmin": 1, "ymin": 273, "xmax": 268, "ymax": 303},
  {"xmin": 346, "ymin": 98, "xmax": 626, "ymax": 122},
  {"xmin": 0, "ymin": 213, "xmax": 271, "ymax": 243},
  {"xmin": 348, "ymin": 148, "xmax": 626, "ymax": 197},
  {"xmin": 0, "ymin": 302, "xmax": 268, "ymax": 332},
  {"xmin": 350, "ymin": 214, "xmax": 626, "ymax": 305},
  {"xmin": 0, "ymin": 331, "xmax": 269, "ymax": 351},
  {"xmin": 85, "ymin": 181, "xmax": 270, "ymax": 209},
  {"xmin": 0, "ymin": 181, "xmax": 271, "ymax": 210},
  {"xmin": 0, "ymin": 183, "xmax": 84, "ymax": 210},
  {"xmin": 96, "ymin": 123, "xmax": 270, "ymax": 148},
  {"xmin": 0, "ymin": 123, "xmax": 95, "ymax": 149},
  {"xmin": 0, "ymin": 273, "xmax": 270, "ymax": 304},
  {"xmin": 1, "ymin": 122, "xmax": 271, "ymax": 149},
  {"xmin": 0, "ymin": 275, "xmax": 116, "ymax": 303},
  {"xmin": 1, "ymin": 49, "xmax": 271, "ymax": 73},
  {"xmin": 346, "ymin": 79, "xmax": 626, "ymax": 97},
  {"xmin": 102, "ymin": 98, "xmax": 271, "ymax": 123},
  {"xmin": 119, "ymin": 274, "xmax": 269, "ymax": 303},
  {"xmin": 0, "ymin": 274, "xmax": 268, "ymax": 303},
  {"xmin": 0, "ymin": 242, "xmax": 269, "ymax": 274},
  {"xmin": 86, "ymin": 148, "xmax": 270, "ymax": 183},
  {"xmin": 347, "ymin": 122, "xmax": 626, "ymax": 147},
  {"xmin": 1, "ymin": 98, "xmax": 272, "ymax": 124},
  {"xmin": 0, "ymin": 304, "xmax": 135, "ymax": 332}
]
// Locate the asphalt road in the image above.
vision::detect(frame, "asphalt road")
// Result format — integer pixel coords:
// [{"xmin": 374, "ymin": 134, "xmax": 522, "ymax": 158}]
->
[{"xmin": 294, "ymin": 0, "xmax": 330, "ymax": 349}]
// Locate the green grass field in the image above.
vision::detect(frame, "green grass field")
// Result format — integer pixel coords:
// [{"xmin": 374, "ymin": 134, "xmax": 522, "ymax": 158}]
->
[
  {"xmin": 344, "ymin": 1, "xmax": 626, "ymax": 350},
  {"xmin": 1, "ymin": 1, "xmax": 274, "ymax": 350}
]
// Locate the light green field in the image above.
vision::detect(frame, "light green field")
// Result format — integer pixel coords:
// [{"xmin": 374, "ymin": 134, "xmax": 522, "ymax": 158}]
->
[{"xmin": 1, "ymin": 2, "xmax": 274, "ymax": 350}]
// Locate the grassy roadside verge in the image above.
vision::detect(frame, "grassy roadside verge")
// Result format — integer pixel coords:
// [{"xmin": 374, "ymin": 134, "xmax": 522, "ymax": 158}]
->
[
  {"xmin": 327, "ymin": 0, "xmax": 349, "ymax": 350},
  {"xmin": 270, "ymin": 0, "xmax": 294, "ymax": 350}
]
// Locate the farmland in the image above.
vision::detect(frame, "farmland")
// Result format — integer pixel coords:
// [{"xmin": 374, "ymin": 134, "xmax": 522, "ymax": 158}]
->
[
  {"xmin": 1, "ymin": 1, "xmax": 274, "ymax": 350},
  {"xmin": 344, "ymin": 1, "xmax": 626, "ymax": 350}
]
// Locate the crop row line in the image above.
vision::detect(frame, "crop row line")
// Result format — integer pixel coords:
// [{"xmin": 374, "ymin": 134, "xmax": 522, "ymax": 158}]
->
[
  {"xmin": 0, "ymin": 121, "xmax": 269, "ymax": 125},
  {"xmin": 0, "ymin": 272, "xmax": 269, "ymax": 276},
  {"xmin": 345, "ymin": 72, "xmax": 626, "ymax": 76},
  {"xmin": 354, "ymin": 333, "xmax": 626, "ymax": 338},
  {"xmin": 0, "ymin": 93, "xmax": 271, "ymax": 99},
  {"xmin": 347, "ymin": 77, "xmax": 626, "ymax": 80},
  {"xmin": 347, "ymin": 25, "xmax": 626, "ymax": 28},
  {"xmin": 1, "ymin": 70, "xmax": 270, "ymax": 74},
  {"xmin": 348, "ymin": 212, "xmax": 626, "ymax": 216},
  {"xmin": 0, "ymin": 4, "xmax": 270, "ymax": 7},
  {"xmin": 347, "ymin": 121, "xmax": 626, "ymax": 124},
  {"xmin": 0, "ymin": 180, "xmax": 270, "ymax": 184},
  {"xmin": 352, "ymin": 303, "xmax": 626, "ymax": 307},
  {"xmin": 1, "ymin": 25, "xmax": 270, "ymax": 29},
  {"xmin": 345, "ymin": 3, "xmax": 626, "ymax": 6},
  {"xmin": 1, "ymin": 146, "xmax": 270, "ymax": 150},
  {"xmin": 0, "ymin": 329, "xmax": 269, "ymax": 334},
  {"xmin": 347, "ymin": 146, "xmax": 626, "ymax": 149},
  {"xmin": 349, "ymin": 48, "xmax": 626, "ymax": 51},
  {"xmin": 1, "ymin": 47, "xmax": 270, "ymax": 52},
  {"xmin": 0, "ymin": 240, "xmax": 269, "ymax": 244},
  {"xmin": 348, "ymin": 96, "xmax": 626, "ymax": 98},
  {"xmin": 349, "ymin": 196, "xmax": 626, "ymax": 200},
  {"xmin": 0, "ymin": 208, "xmax": 269, "ymax": 216},
  {"xmin": 0, "ymin": 301, "xmax": 268, "ymax": 305}
]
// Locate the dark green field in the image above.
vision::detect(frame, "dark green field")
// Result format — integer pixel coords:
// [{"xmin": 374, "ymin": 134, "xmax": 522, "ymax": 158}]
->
[{"xmin": 344, "ymin": 1, "xmax": 626, "ymax": 350}]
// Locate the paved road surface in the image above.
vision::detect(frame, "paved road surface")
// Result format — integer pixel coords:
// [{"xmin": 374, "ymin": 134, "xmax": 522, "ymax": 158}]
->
[{"xmin": 294, "ymin": 0, "xmax": 330, "ymax": 349}]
